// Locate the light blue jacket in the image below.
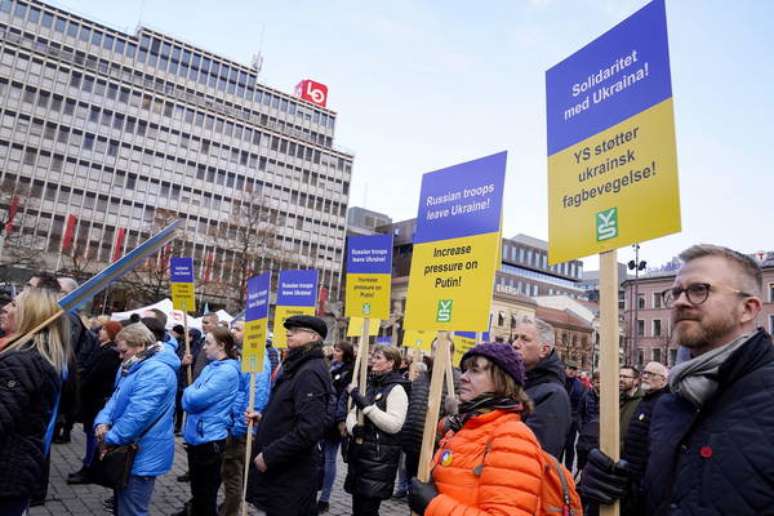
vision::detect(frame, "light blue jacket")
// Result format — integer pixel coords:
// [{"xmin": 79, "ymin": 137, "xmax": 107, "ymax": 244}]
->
[
  {"xmin": 230, "ymin": 354, "xmax": 272, "ymax": 437},
  {"xmin": 94, "ymin": 349, "xmax": 178, "ymax": 477},
  {"xmin": 182, "ymin": 358, "xmax": 240, "ymax": 445}
]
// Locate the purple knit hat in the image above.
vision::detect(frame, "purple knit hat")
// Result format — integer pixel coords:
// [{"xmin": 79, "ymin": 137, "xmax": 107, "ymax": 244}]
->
[{"xmin": 460, "ymin": 343, "xmax": 525, "ymax": 386}]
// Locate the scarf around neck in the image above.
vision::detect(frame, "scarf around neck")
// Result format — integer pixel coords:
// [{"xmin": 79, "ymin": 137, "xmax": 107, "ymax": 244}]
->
[
  {"xmin": 445, "ymin": 394, "xmax": 523, "ymax": 433},
  {"xmin": 121, "ymin": 342, "xmax": 162, "ymax": 375},
  {"xmin": 668, "ymin": 332, "xmax": 750, "ymax": 407}
]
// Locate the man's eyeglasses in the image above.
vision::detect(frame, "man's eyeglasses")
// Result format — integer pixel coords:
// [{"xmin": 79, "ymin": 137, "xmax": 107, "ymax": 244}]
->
[{"xmin": 660, "ymin": 282, "xmax": 751, "ymax": 308}]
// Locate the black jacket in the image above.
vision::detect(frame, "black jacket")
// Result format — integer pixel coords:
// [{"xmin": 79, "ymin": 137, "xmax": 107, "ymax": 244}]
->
[
  {"xmin": 524, "ymin": 350, "xmax": 572, "ymax": 457},
  {"xmin": 645, "ymin": 330, "xmax": 774, "ymax": 515},
  {"xmin": 326, "ymin": 361, "xmax": 354, "ymax": 440},
  {"xmin": 399, "ymin": 367, "xmax": 459, "ymax": 458},
  {"xmin": 565, "ymin": 376, "xmax": 587, "ymax": 425},
  {"xmin": 79, "ymin": 341, "xmax": 121, "ymax": 429},
  {"xmin": 345, "ymin": 371, "xmax": 409, "ymax": 500},
  {"xmin": 577, "ymin": 387, "xmax": 599, "ymax": 456},
  {"xmin": 0, "ymin": 347, "xmax": 60, "ymax": 499},
  {"xmin": 247, "ymin": 343, "xmax": 333, "ymax": 515}
]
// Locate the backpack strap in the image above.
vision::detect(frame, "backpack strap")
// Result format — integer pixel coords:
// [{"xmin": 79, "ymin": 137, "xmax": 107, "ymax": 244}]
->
[{"xmin": 546, "ymin": 453, "xmax": 573, "ymax": 512}]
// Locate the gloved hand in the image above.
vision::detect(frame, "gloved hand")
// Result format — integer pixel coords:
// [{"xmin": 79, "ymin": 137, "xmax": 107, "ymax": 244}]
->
[
  {"xmin": 349, "ymin": 389, "xmax": 370, "ymax": 410},
  {"xmin": 580, "ymin": 448, "xmax": 631, "ymax": 505},
  {"xmin": 409, "ymin": 477, "xmax": 438, "ymax": 515}
]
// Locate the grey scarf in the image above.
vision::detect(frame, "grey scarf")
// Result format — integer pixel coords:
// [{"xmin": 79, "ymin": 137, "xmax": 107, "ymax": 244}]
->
[{"xmin": 668, "ymin": 333, "xmax": 750, "ymax": 407}]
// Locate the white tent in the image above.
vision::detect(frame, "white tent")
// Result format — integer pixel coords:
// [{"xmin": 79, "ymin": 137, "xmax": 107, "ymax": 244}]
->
[{"xmin": 110, "ymin": 298, "xmax": 233, "ymax": 332}]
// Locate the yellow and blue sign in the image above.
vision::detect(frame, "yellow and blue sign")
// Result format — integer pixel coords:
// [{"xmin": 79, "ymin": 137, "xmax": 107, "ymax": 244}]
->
[
  {"xmin": 169, "ymin": 257, "xmax": 196, "ymax": 313},
  {"xmin": 452, "ymin": 331, "xmax": 491, "ymax": 366},
  {"xmin": 242, "ymin": 272, "xmax": 270, "ymax": 373},
  {"xmin": 402, "ymin": 330, "xmax": 435, "ymax": 352},
  {"xmin": 345, "ymin": 234, "xmax": 393, "ymax": 319},
  {"xmin": 273, "ymin": 270, "xmax": 318, "ymax": 348},
  {"xmin": 546, "ymin": 0, "xmax": 680, "ymax": 263},
  {"xmin": 404, "ymin": 152, "xmax": 506, "ymax": 332}
]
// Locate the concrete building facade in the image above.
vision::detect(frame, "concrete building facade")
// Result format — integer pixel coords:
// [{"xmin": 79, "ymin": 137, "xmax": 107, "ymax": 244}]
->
[{"xmin": 0, "ymin": 0, "xmax": 353, "ymax": 307}]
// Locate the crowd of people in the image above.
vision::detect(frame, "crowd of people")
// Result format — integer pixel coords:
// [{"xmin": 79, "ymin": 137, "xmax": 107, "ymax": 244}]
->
[{"xmin": 1, "ymin": 243, "xmax": 774, "ymax": 515}]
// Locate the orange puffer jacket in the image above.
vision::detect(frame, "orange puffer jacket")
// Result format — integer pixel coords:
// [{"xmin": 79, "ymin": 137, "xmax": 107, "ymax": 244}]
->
[{"xmin": 427, "ymin": 409, "xmax": 543, "ymax": 516}]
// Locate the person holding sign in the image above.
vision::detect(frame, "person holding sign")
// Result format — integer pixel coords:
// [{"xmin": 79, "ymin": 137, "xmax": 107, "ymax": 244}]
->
[
  {"xmin": 581, "ymin": 245, "xmax": 774, "ymax": 516},
  {"xmin": 344, "ymin": 344, "xmax": 409, "ymax": 516},
  {"xmin": 176, "ymin": 327, "xmax": 240, "ymax": 516},
  {"xmin": 245, "ymin": 315, "xmax": 333, "ymax": 516},
  {"xmin": 408, "ymin": 343, "xmax": 543, "ymax": 515}
]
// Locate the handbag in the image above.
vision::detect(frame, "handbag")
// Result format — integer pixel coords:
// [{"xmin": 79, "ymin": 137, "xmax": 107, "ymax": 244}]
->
[{"xmin": 90, "ymin": 409, "xmax": 167, "ymax": 490}]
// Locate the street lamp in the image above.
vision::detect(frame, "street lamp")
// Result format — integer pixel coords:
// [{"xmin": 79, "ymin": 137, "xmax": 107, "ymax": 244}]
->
[{"xmin": 628, "ymin": 243, "xmax": 647, "ymax": 365}]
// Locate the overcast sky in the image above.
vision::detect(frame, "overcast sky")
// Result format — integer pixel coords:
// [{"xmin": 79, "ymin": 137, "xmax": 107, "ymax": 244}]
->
[{"xmin": 53, "ymin": 0, "xmax": 774, "ymax": 272}]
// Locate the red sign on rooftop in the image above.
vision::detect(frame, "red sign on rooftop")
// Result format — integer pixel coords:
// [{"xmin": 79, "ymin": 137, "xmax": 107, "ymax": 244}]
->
[{"xmin": 295, "ymin": 79, "xmax": 328, "ymax": 108}]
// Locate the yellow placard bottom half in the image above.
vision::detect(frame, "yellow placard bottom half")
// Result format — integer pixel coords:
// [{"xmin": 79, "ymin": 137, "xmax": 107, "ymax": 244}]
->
[
  {"xmin": 345, "ymin": 273, "xmax": 391, "ymax": 319},
  {"xmin": 404, "ymin": 232, "xmax": 500, "ymax": 332},
  {"xmin": 346, "ymin": 317, "xmax": 381, "ymax": 337},
  {"xmin": 452, "ymin": 334, "xmax": 477, "ymax": 367},
  {"xmin": 242, "ymin": 318, "xmax": 267, "ymax": 373},
  {"xmin": 402, "ymin": 330, "xmax": 434, "ymax": 352},
  {"xmin": 273, "ymin": 305, "xmax": 316, "ymax": 348},
  {"xmin": 548, "ymin": 98, "xmax": 680, "ymax": 263}
]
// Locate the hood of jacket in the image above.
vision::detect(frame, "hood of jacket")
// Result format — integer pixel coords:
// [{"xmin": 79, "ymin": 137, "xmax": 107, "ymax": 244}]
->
[{"xmin": 525, "ymin": 349, "xmax": 566, "ymax": 389}]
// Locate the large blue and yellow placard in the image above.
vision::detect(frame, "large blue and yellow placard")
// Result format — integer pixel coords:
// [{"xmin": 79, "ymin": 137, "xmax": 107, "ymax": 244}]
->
[
  {"xmin": 345, "ymin": 234, "xmax": 393, "ymax": 319},
  {"xmin": 169, "ymin": 257, "xmax": 196, "ymax": 313},
  {"xmin": 273, "ymin": 270, "xmax": 318, "ymax": 348},
  {"xmin": 242, "ymin": 273, "xmax": 270, "ymax": 373},
  {"xmin": 404, "ymin": 152, "xmax": 506, "ymax": 332},
  {"xmin": 546, "ymin": 0, "xmax": 680, "ymax": 263}
]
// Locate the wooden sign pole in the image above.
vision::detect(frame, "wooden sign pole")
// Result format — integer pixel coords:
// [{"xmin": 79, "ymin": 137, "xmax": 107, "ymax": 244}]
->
[
  {"xmin": 240, "ymin": 372, "xmax": 257, "ymax": 516},
  {"xmin": 416, "ymin": 331, "xmax": 451, "ymax": 485},
  {"xmin": 183, "ymin": 312, "xmax": 192, "ymax": 385},
  {"xmin": 599, "ymin": 250, "xmax": 620, "ymax": 516},
  {"xmin": 356, "ymin": 317, "xmax": 370, "ymax": 427},
  {"xmin": 444, "ymin": 333, "xmax": 455, "ymax": 399}
]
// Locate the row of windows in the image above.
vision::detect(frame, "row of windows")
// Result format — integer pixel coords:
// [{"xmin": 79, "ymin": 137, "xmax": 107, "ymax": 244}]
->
[
  {"xmin": 0, "ymin": 124, "xmax": 348, "ymax": 235},
  {"xmin": 635, "ymin": 318, "xmax": 665, "ymax": 337},
  {"xmin": 1, "ymin": 0, "xmax": 334, "ymax": 128},
  {"xmin": 0, "ymin": 45, "xmax": 342, "ymax": 177},
  {"xmin": 502, "ymin": 242, "xmax": 582, "ymax": 279},
  {"xmin": 0, "ymin": 22, "xmax": 342, "ymax": 154},
  {"xmin": 500, "ymin": 262, "xmax": 582, "ymax": 290},
  {"xmin": 0, "ymin": 77, "xmax": 349, "ymax": 206}
]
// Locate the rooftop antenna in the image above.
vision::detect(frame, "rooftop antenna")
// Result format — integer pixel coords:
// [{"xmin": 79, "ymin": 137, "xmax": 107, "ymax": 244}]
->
[
  {"xmin": 363, "ymin": 182, "xmax": 368, "ymax": 207},
  {"xmin": 251, "ymin": 25, "xmax": 266, "ymax": 76}
]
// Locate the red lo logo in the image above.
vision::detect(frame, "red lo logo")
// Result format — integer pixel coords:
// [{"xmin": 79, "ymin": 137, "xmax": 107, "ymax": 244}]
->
[{"xmin": 295, "ymin": 79, "xmax": 328, "ymax": 107}]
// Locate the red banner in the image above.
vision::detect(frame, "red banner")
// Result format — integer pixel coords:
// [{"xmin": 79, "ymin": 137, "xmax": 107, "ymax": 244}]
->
[
  {"xmin": 61, "ymin": 214, "xmax": 77, "ymax": 253},
  {"xmin": 4, "ymin": 195, "xmax": 19, "ymax": 235},
  {"xmin": 317, "ymin": 286, "xmax": 329, "ymax": 316},
  {"xmin": 202, "ymin": 249, "xmax": 214, "ymax": 283},
  {"xmin": 111, "ymin": 228, "xmax": 126, "ymax": 263}
]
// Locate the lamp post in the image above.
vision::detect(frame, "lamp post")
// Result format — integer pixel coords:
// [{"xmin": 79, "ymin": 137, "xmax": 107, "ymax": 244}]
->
[{"xmin": 628, "ymin": 244, "xmax": 647, "ymax": 365}]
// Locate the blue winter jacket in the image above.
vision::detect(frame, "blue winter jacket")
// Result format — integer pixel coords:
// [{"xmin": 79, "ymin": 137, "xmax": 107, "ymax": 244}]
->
[
  {"xmin": 182, "ymin": 358, "xmax": 240, "ymax": 445},
  {"xmin": 230, "ymin": 354, "xmax": 272, "ymax": 438},
  {"xmin": 94, "ymin": 348, "xmax": 178, "ymax": 477},
  {"xmin": 160, "ymin": 335, "xmax": 181, "ymax": 372}
]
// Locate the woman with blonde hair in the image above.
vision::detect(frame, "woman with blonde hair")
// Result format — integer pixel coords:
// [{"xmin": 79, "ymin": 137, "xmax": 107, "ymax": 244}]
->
[{"xmin": 0, "ymin": 288, "xmax": 70, "ymax": 515}]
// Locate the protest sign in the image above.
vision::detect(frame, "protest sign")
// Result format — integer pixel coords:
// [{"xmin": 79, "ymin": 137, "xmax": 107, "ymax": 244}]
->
[
  {"xmin": 243, "ymin": 273, "xmax": 270, "ymax": 373},
  {"xmin": 345, "ymin": 234, "xmax": 393, "ymax": 319},
  {"xmin": 273, "ymin": 270, "xmax": 318, "ymax": 348},
  {"xmin": 347, "ymin": 317, "xmax": 380, "ymax": 337},
  {"xmin": 169, "ymin": 257, "xmax": 196, "ymax": 313}
]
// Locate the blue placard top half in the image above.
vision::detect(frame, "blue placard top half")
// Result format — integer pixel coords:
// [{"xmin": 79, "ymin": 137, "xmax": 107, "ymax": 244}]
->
[
  {"xmin": 414, "ymin": 151, "xmax": 506, "ymax": 244},
  {"xmin": 170, "ymin": 257, "xmax": 194, "ymax": 283},
  {"xmin": 346, "ymin": 234, "xmax": 393, "ymax": 274},
  {"xmin": 276, "ymin": 269, "xmax": 318, "ymax": 307},
  {"xmin": 245, "ymin": 272, "xmax": 271, "ymax": 321},
  {"xmin": 546, "ymin": 0, "xmax": 672, "ymax": 155}
]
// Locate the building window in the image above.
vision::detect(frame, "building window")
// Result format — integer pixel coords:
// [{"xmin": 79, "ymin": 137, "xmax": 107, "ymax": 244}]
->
[
  {"xmin": 769, "ymin": 283, "xmax": 774, "ymax": 303},
  {"xmin": 653, "ymin": 292, "xmax": 662, "ymax": 309},
  {"xmin": 637, "ymin": 319, "xmax": 644, "ymax": 336},
  {"xmin": 653, "ymin": 348, "xmax": 662, "ymax": 363},
  {"xmin": 637, "ymin": 294, "xmax": 645, "ymax": 309},
  {"xmin": 653, "ymin": 319, "xmax": 662, "ymax": 337},
  {"xmin": 770, "ymin": 315, "xmax": 774, "ymax": 334}
]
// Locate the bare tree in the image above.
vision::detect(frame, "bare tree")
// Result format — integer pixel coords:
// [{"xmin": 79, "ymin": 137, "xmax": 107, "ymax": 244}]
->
[{"xmin": 0, "ymin": 182, "xmax": 46, "ymax": 283}]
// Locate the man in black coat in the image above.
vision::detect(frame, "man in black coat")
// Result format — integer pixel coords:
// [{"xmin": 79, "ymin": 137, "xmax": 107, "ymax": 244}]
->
[
  {"xmin": 246, "ymin": 315, "xmax": 333, "ymax": 516},
  {"xmin": 581, "ymin": 244, "xmax": 774, "ymax": 515},
  {"xmin": 512, "ymin": 316, "xmax": 571, "ymax": 458},
  {"xmin": 562, "ymin": 359, "xmax": 586, "ymax": 469}
]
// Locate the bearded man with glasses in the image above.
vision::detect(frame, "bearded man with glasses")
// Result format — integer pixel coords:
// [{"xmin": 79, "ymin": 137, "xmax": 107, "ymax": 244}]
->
[{"xmin": 580, "ymin": 244, "xmax": 773, "ymax": 516}]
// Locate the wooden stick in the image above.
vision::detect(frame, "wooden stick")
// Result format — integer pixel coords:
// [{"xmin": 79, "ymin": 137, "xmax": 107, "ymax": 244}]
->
[
  {"xmin": 183, "ymin": 312, "xmax": 192, "ymax": 386},
  {"xmin": 416, "ymin": 331, "xmax": 451, "ymax": 486},
  {"xmin": 599, "ymin": 250, "xmax": 620, "ymax": 516},
  {"xmin": 5, "ymin": 309, "xmax": 65, "ymax": 349},
  {"xmin": 240, "ymin": 372, "xmax": 257, "ymax": 516},
  {"xmin": 348, "ymin": 338, "xmax": 363, "ymax": 413},
  {"xmin": 357, "ymin": 317, "xmax": 370, "ymax": 427}
]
